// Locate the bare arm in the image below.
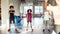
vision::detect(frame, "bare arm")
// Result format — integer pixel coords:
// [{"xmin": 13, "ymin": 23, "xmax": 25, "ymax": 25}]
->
[
  {"xmin": 41, "ymin": 12, "xmax": 44, "ymax": 17},
  {"xmin": 9, "ymin": 10, "xmax": 15, "ymax": 13},
  {"xmin": 31, "ymin": 14, "xmax": 33, "ymax": 18},
  {"xmin": 9, "ymin": 12, "xmax": 14, "ymax": 13}
]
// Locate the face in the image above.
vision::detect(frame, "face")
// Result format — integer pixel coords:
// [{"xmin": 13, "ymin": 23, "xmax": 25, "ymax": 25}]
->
[
  {"xmin": 10, "ymin": 8, "xmax": 14, "ymax": 10},
  {"xmin": 28, "ymin": 10, "xmax": 31, "ymax": 13}
]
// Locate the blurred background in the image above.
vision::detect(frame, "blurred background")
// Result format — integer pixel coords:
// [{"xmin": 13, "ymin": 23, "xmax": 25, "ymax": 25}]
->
[{"xmin": 0, "ymin": 0, "xmax": 60, "ymax": 34}]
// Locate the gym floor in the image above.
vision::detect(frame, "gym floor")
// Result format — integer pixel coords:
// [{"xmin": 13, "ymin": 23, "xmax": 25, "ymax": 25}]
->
[{"xmin": 0, "ymin": 17, "xmax": 54, "ymax": 34}]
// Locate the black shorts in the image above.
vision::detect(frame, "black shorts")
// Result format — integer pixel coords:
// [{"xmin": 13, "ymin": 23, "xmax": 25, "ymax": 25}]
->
[
  {"xmin": 27, "ymin": 20, "xmax": 32, "ymax": 23},
  {"xmin": 9, "ymin": 18, "xmax": 15, "ymax": 24}
]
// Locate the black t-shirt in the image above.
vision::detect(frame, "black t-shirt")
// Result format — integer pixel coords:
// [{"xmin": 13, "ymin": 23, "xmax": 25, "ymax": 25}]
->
[{"xmin": 9, "ymin": 10, "xmax": 15, "ymax": 19}]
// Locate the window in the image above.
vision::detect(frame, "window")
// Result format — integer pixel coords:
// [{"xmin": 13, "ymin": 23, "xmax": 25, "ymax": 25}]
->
[
  {"xmin": 35, "ymin": 6, "xmax": 43, "ymax": 14},
  {"xmin": 23, "ymin": 6, "xmax": 33, "ymax": 16}
]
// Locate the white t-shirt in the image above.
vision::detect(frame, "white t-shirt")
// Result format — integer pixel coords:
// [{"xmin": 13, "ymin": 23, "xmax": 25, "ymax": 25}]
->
[{"xmin": 44, "ymin": 11, "xmax": 49, "ymax": 20}]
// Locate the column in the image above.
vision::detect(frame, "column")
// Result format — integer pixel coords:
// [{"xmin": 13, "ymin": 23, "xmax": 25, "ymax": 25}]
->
[{"xmin": 1, "ymin": 0, "xmax": 9, "ymax": 30}]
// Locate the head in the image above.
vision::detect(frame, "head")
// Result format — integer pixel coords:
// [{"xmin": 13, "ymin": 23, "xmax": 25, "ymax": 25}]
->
[
  {"xmin": 9, "ymin": 5, "xmax": 14, "ymax": 10},
  {"xmin": 27, "ymin": 9, "xmax": 32, "ymax": 13}
]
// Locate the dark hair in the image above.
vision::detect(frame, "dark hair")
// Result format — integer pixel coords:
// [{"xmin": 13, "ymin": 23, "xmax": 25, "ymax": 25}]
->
[
  {"xmin": 9, "ymin": 5, "xmax": 14, "ymax": 9},
  {"xmin": 27, "ymin": 9, "xmax": 32, "ymax": 12}
]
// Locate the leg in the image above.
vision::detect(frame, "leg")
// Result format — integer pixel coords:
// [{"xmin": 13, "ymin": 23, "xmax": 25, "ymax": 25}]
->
[
  {"xmin": 8, "ymin": 19, "xmax": 11, "ymax": 31},
  {"xmin": 27, "ymin": 22, "xmax": 29, "ymax": 31},
  {"xmin": 43, "ymin": 20, "xmax": 46, "ymax": 32},
  {"xmin": 47, "ymin": 20, "xmax": 50, "ymax": 29},
  {"xmin": 13, "ymin": 19, "xmax": 17, "ymax": 31},
  {"xmin": 13, "ymin": 19, "xmax": 20, "ymax": 33},
  {"xmin": 30, "ymin": 22, "xmax": 32, "ymax": 29},
  {"xmin": 45, "ymin": 20, "xmax": 47, "ymax": 27},
  {"xmin": 47, "ymin": 20, "xmax": 50, "ymax": 32},
  {"xmin": 30, "ymin": 21, "xmax": 33, "ymax": 31},
  {"xmin": 44, "ymin": 20, "xmax": 47, "ymax": 26}
]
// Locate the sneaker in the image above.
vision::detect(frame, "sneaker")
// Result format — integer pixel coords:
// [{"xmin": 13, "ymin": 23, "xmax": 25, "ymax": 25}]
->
[
  {"xmin": 48, "ymin": 29, "xmax": 50, "ymax": 32},
  {"xmin": 15, "ymin": 29, "xmax": 18, "ymax": 31},
  {"xmin": 15, "ymin": 29, "xmax": 20, "ymax": 33},
  {"xmin": 32, "ymin": 29, "xmax": 33, "ymax": 32}
]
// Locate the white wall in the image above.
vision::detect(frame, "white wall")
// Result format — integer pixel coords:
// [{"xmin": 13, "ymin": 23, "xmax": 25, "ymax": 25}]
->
[
  {"xmin": 9, "ymin": 0, "xmax": 20, "ymax": 16},
  {"xmin": 1, "ymin": 0, "xmax": 9, "ymax": 30},
  {"xmin": 1, "ymin": 0, "xmax": 21, "ymax": 30}
]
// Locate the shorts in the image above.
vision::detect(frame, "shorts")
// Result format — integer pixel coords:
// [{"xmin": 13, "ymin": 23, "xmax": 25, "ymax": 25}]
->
[
  {"xmin": 9, "ymin": 18, "xmax": 15, "ymax": 24},
  {"xmin": 27, "ymin": 20, "xmax": 32, "ymax": 22},
  {"xmin": 44, "ymin": 20, "xmax": 50, "ymax": 26}
]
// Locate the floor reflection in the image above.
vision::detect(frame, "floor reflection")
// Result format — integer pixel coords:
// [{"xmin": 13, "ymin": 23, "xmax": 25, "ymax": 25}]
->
[{"xmin": 0, "ymin": 17, "xmax": 54, "ymax": 34}]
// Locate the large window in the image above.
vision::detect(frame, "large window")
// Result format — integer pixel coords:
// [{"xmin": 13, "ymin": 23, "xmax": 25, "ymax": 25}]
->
[{"xmin": 35, "ymin": 6, "xmax": 43, "ymax": 14}]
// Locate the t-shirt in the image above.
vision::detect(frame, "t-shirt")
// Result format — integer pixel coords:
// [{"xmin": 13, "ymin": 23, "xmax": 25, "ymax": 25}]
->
[
  {"xmin": 44, "ymin": 11, "xmax": 49, "ymax": 20},
  {"xmin": 27, "ymin": 13, "xmax": 32, "ymax": 21},
  {"xmin": 9, "ymin": 10, "xmax": 15, "ymax": 19}
]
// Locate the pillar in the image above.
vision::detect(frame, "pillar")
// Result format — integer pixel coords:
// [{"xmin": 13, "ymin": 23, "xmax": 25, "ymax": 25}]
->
[{"xmin": 1, "ymin": 0, "xmax": 9, "ymax": 30}]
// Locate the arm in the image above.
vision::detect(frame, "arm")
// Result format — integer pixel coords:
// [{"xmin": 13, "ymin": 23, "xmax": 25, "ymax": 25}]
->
[
  {"xmin": 9, "ymin": 10, "xmax": 15, "ymax": 13},
  {"xmin": 26, "ymin": 14, "xmax": 28, "ymax": 20},
  {"xmin": 31, "ymin": 14, "xmax": 33, "ymax": 18},
  {"xmin": 48, "ymin": 11, "xmax": 51, "ymax": 18},
  {"xmin": 41, "ymin": 12, "xmax": 44, "ymax": 18},
  {"xmin": 10, "ymin": 12, "xmax": 14, "ymax": 13}
]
